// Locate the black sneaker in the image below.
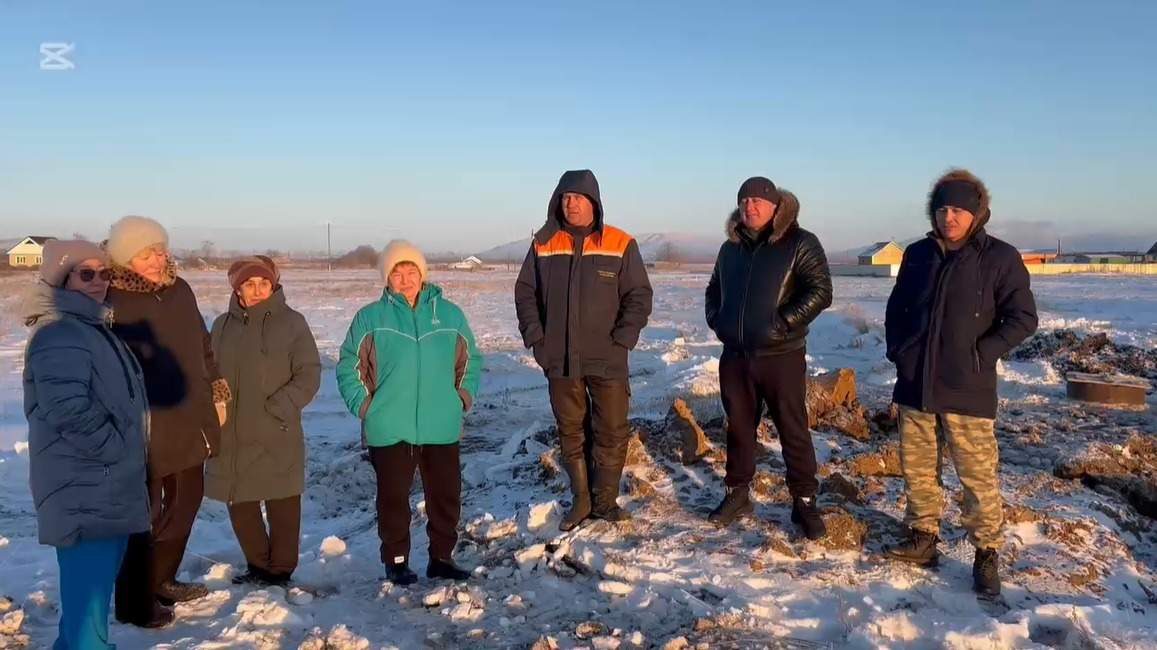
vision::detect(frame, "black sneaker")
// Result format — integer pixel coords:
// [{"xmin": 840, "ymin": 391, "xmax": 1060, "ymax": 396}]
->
[
  {"xmin": 427, "ymin": 558, "xmax": 471, "ymax": 581},
  {"xmin": 884, "ymin": 529, "xmax": 940, "ymax": 567},
  {"xmin": 385, "ymin": 562, "xmax": 418, "ymax": 586},
  {"xmin": 232, "ymin": 565, "xmax": 274, "ymax": 586},
  {"xmin": 156, "ymin": 580, "xmax": 209, "ymax": 605},
  {"xmin": 708, "ymin": 487, "xmax": 753, "ymax": 526},
  {"xmin": 973, "ymin": 548, "xmax": 1001, "ymax": 597},
  {"xmin": 790, "ymin": 496, "xmax": 827, "ymax": 541}
]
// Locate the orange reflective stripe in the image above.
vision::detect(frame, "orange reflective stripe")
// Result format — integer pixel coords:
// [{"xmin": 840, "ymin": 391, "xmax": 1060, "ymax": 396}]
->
[
  {"xmin": 581, "ymin": 226, "xmax": 633, "ymax": 258},
  {"xmin": 534, "ymin": 231, "xmax": 575, "ymax": 257}
]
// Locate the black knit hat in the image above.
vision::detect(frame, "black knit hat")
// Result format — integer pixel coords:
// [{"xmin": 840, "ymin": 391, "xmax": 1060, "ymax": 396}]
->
[
  {"xmin": 738, "ymin": 176, "xmax": 779, "ymax": 204},
  {"xmin": 930, "ymin": 180, "xmax": 983, "ymax": 216}
]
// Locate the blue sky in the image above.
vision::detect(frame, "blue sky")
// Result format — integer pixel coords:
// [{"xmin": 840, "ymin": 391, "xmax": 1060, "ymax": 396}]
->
[{"xmin": 1, "ymin": 1, "xmax": 1154, "ymax": 254}]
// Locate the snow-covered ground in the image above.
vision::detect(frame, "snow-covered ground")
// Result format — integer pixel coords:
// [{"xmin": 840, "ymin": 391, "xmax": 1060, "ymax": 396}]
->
[{"xmin": 1, "ymin": 269, "xmax": 1155, "ymax": 649}]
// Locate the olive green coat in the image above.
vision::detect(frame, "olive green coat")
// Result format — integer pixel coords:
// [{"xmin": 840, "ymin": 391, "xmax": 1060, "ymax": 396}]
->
[{"xmin": 207, "ymin": 289, "xmax": 320, "ymax": 503}]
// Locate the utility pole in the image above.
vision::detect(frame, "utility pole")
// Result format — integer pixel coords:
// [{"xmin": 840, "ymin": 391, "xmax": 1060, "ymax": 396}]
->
[{"xmin": 327, "ymin": 222, "xmax": 332, "ymax": 271}]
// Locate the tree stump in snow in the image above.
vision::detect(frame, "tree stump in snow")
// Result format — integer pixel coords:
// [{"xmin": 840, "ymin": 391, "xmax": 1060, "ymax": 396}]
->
[{"xmin": 1065, "ymin": 372, "xmax": 1149, "ymax": 406}]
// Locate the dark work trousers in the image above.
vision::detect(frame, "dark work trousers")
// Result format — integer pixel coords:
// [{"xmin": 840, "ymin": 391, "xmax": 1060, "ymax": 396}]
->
[
  {"xmin": 368, "ymin": 442, "xmax": 461, "ymax": 566},
  {"xmin": 719, "ymin": 347, "xmax": 819, "ymax": 497},
  {"xmin": 115, "ymin": 463, "xmax": 205, "ymax": 619},
  {"xmin": 228, "ymin": 495, "xmax": 302, "ymax": 577},
  {"xmin": 547, "ymin": 376, "xmax": 631, "ymax": 502}
]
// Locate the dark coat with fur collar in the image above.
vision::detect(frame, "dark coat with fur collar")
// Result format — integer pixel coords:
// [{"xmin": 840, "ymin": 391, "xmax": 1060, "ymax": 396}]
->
[
  {"xmin": 108, "ymin": 262, "xmax": 227, "ymax": 477},
  {"xmin": 705, "ymin": 190, "xmax": 833, "ymax": 356},
  {"xmin": 885, "ymin": 169, "xmax": 1038, "ymax": 418}
]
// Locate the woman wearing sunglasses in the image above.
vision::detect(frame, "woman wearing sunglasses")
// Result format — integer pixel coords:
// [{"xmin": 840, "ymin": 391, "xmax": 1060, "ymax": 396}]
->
[
  {"xmin": 104, "ymin": 216, "xmax": 230, "ymax": 628},
  {"xmin": 24, "ymin": 240, "xmax": 150, "ymax": 649}
]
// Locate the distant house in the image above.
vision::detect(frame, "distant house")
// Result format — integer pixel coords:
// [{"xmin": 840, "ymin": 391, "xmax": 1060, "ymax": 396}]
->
[
  {"xmin": 1019, "ymin": 250, "xmax": 1058, "ymax": 265},
  {"xmin": 6, "ymin": 235, "xmax": 55, "ymax": 268},
  {"xmin": 448, "ymin": 255, "xmax": 484, "ymax": 271},
  {"xmin": 1147, "ymin": 242, "xmax": 1157, "ymax": 262},
  {"xmin": 857, "ymin": 241, "xmax": 903, "ymax": 266}
]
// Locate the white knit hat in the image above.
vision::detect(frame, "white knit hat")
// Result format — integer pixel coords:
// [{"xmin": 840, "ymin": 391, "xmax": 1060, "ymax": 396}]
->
[
  {"xmin": 380, "ymin": 239, "xmax": 428, "ymax": 283},
  {"xmin": 106, "ymin": 215, "xmax": 169, "ymax": 266}
]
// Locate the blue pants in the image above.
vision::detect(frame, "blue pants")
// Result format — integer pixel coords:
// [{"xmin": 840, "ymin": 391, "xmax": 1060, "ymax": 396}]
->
[{"xmin": 55, "ymin": 536, "xmax": 129, "ymax": 650}]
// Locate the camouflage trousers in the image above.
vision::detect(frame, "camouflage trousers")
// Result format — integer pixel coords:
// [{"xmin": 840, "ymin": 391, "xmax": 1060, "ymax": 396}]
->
[{"xmin": 898, "ymin": 407, "xmax": 1003, "ymax": 550}]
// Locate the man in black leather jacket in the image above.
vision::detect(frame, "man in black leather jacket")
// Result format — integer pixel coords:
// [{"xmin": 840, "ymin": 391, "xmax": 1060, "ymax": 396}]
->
[{"xmin": 704, "ymin": 177, "xmax": 833, "ymax": 538}]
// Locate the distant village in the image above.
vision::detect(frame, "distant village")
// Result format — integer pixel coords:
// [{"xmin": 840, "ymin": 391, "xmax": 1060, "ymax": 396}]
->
[{"xmin": 6, "ymin": 234, "xmax": 1157, "ymax": 277}]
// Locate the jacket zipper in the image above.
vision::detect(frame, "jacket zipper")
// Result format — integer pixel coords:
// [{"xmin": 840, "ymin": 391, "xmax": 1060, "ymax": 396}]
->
[
  {"xmin": 95, "ymin": 326, "xmax": 138, "ymax": 402},
  {"xmin": 737, "ymin": 242, "xmax": 762, "ymax": 349},
  {"xmin": 412, "ymin": 298, "xmax": 421, "ymax": 446}
]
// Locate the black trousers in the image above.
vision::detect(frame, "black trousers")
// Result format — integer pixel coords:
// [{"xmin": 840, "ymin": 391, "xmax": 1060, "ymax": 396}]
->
[
  {"xmin": 547, "ymin": 376, "xmax": 630, "ymax": 500},
  {"xmin": 368, "ymin": 442, "xmax": 460, "ymax": 566},
  {"xmin": 115, "ymin": 463, "xmax": 205, "ymax": 618},
  {"xmin": 719, "ymin": 348, "xmax": 819, "ymax": 497},
  {"xmin": 228, "ymin": 495, "xmax": 301, "ymax": 577}
]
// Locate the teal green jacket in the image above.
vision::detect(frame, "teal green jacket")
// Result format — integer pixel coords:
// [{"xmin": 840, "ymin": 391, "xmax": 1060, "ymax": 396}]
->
[{"xmin": 336, "ymin": 284, "xmax": 482, "ymax": 447}]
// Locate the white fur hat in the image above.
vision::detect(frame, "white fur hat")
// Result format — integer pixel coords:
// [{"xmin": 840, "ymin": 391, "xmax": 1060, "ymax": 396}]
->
[
  {"xmin": 106, "ymin": 215, "xmax": 169, "ymax": 266},
  {"xmin": 380, "ymin": 239, "xmax": 428, "ymax": 283}
]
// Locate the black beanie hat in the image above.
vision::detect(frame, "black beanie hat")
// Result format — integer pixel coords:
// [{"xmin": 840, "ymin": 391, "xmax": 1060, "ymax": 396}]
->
[
  {"xmin": 930, "ymin": 180, "xmax": 982, "ymax": 216},
  {"xmin": 737, "ymin": 176, "xmax": 779, "ymax": 204}
]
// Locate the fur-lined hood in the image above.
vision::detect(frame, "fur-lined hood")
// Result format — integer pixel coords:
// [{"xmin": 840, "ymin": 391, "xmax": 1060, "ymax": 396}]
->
[
  {"xmin": 927, "ymin": 168, "xmax": 991, "ymax": 238},
  {"xmin": 726, "ymin": 189, "xmax": 800, "ymax": 244}
]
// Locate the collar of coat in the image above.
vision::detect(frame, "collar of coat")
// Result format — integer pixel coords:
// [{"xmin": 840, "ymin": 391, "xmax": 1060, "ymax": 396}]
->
[
  {"xmin": 23, "ymin": 281, "xmax": 113, "ymax": 328},
  {"xmin": 227, "ymin": 287, "xmax": 287, "ymax": 320},
  {"xmin": 108, "ymin": 257, "xmax": 179, "ymax": 293},
  {"xmin": 382, "ymin": 282, "xmax": 444, "ymax": 310},
  {"xmin": 725, "ymin": 188, "xmax": 801, "ymax": 245},
  {"xmin": 928, "ymin": 227, "xmax": 990, "ymax": 254}
]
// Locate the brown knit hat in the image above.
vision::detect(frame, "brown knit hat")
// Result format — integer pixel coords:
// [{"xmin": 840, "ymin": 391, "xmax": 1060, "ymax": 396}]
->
[{"xmin": 227, "ymin": 255, "xmax": 280, "ymax": 292}]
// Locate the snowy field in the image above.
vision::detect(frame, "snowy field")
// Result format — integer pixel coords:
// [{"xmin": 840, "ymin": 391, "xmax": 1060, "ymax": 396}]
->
[{"xmin": 1, "ymin": 268, "xmax": 1156, "ymax": 649}]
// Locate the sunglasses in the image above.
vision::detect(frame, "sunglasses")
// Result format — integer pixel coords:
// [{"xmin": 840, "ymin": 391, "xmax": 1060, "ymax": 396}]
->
[{"xmin": 74, "ymin": 268, "xmax": 111, "ymax": 282}]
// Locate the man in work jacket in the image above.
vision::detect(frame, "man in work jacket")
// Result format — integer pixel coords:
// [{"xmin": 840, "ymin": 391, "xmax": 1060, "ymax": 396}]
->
[{"xmin": 515, "ymin": 169, "xmax": 653, "ymax": 531}]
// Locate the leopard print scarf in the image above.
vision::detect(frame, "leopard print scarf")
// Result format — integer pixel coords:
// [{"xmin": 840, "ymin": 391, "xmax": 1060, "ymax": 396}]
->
[{"xmin": 108, "ymin": 257, "xmax": 179, "ymax": 293}]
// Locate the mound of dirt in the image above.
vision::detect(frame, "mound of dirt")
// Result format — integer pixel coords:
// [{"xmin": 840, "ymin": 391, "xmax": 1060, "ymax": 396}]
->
[{"xmin": 1013, "ymin": 329, "xmax": 1157, "ymax": 385}]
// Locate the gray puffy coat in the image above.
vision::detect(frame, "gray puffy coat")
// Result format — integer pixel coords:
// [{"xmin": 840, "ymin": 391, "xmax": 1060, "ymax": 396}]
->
[{"xmin": 23, "ymin": 283, "xmax": 150, "ymax": 547}]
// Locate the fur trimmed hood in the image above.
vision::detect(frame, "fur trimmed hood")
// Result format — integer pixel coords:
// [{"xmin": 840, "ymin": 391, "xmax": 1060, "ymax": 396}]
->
[
  {"xmin": 726, "ymin": 189, "xmax": 800, "ymax": 244},
  {"xmin": 927, "ymin": 168, "xmax": 991, "ymax": 238}
]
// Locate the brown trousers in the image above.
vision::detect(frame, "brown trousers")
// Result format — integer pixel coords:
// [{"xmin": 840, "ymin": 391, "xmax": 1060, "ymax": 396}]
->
[{"xmin": 228, "ymin": 495, "xmax": 302, "ymax": 577}]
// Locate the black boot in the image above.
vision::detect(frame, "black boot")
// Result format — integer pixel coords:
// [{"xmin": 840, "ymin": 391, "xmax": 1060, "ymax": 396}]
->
[
  {"xmin": 232, "ymin": 565, "xmax": 274, "ymax": 586},
  {"xmin": 884, "ymin": 529, "xmax": 940, "ymax": 566},
  {"xmin": 972, "ymin": 548, "xmax": 1001, "ymax": 597},
  {"xmin": 385, "ymin": 562, "xmax": 418, "ymax": 586},
  {"xmin": 156, "ymin": 579, "xmax": 209, "ymax": 605},
  {"xmin": 427, "ymin": 558, "xmax": 471, "ymax": 581},
  {"xmin": 590, "ymin": 464, "xmax": 631, "ymax": 522},
  {"xmin": 115, "ymin": 600, "xmax": 174, "ymax": 629},
  {"xmin": 559, "ymin": 460, "xmax": 592, "ymax": 531},
  {"xmin": 708, "ymin": 487, "xmax": 753, "ymax": 526},
  {"xmin": 790, "ymin": 496, "xmax": 827, "ymax": 541}
]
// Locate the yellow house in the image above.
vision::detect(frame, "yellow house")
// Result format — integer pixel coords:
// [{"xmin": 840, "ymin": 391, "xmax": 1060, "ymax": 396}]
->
[
  {"xmin": 858, "ymin": 241, "xmax": 903, "ymax": 266},
  {"xmin": 6, "ymin": 236, "xmax": 56, "ymax": 268}
]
